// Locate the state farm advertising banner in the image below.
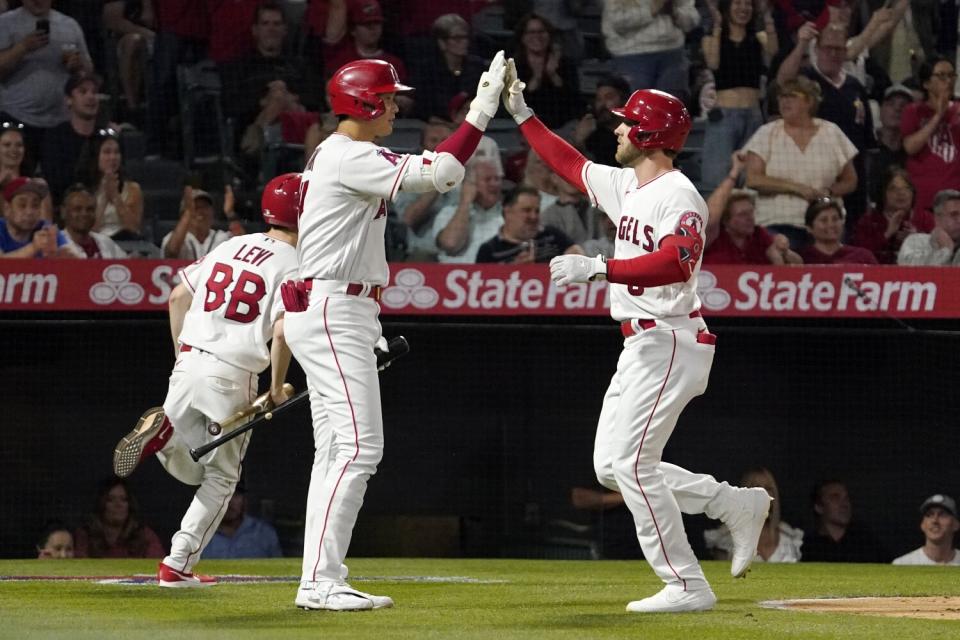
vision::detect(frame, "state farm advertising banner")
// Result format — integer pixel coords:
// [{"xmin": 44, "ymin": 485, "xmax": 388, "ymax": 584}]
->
[{"xmin": 0, "ymin": 260, "xmax": 958, "ymax": 318}]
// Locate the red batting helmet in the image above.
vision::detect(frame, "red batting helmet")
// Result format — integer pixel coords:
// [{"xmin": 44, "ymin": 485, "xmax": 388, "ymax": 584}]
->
[
  {"xmin": 261, "ymin": 173, "xmax": 302, "ymax": 230},
  {"xmin": 611, "ymin": 89, "xmax": 691, "ymax": 153},
  {"xmin": 327, "ymin": 59, "xmax": 413, "ymax": 120}
]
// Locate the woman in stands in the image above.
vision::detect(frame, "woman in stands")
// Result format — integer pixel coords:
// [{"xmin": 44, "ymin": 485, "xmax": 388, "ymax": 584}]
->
[
  {"xmin": 0, "ymin": 122, "xmax": 53, "ymax": 220},
  {"xmin": 700, "ymin": 0, "xmax": 777, "ymax": 192},
  {"xmin": 799, "ymin": 197, "xmax": 878, "ymax": 264},
  {"xmin": 852, "ymin": 167, "xmax": 917, "ymax": 263},
  {"xmin": 743, "ymin": 76, "xmax": 858, "ymax": 249},
  {"xmin": 76, "ymin": 129, "xmax": 144, "ymax": 240},
  {"xmin": 74, "ymin": 477, "xmax": 164, "ymax": 558},
  {"xmin": 508, "ymin": 13, "xmax": 582, "ymax": 129}
]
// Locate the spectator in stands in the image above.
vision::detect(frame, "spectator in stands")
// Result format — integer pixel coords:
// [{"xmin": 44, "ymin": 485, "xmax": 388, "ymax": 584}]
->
[
  {"xmin": 0, "ymin": 122, "xmax": 52, "ymax": 220},
  {"xmin": 704, "ymin": 467, "xmax": 803, "ymax": 563},
  {"xmin": 744, "ymin": 75, "xmax": 858, "ymax": 248},
  {"xmin": 700, "ymin": 0, "xmax": 778, "ymax": 193},
  {"xmin": 207, "ymin": 0, "xmax": 262, "ymax": 65},
  {"xmin": 868, "ymin": 84, "xmax": 912, "ymax": 197},
  {"xmin": 570, "ymin": 74, "xmax": 630, "ymax": 167},
  {"xmin": 302, "ymin": 110, "xmax": 338, "ymax": 165},
  {"xmin": 893, "ymin": 494, "xmax": 960, "ymax": 566},
  {"xmin": 837, "ymin": 0, "xmax": 906, "ymax": 98},
  {"xmin": 75, "ymin": 477, "xmax": 165, "ymax": 558},
  {"xmin": 409, "ymin": 14, "xmax": 487, "ymax": 122},
  {"xmin": 0, "ymin": 176, "xmax": 77, "ymax": 258},
  {"xmin": 898, "ymin": 188, "xmax": 960, "ymax": 265},
  {"xmin": 36, "ymin": 520, "xmax": 75, "ymax": 559},
  {"xmin": 799, "ymin": 197, "xmax": 877, "ymax": 263},
  {"xmin": 853, "ymin": 167, "xmax": 915, "ymax": 263},
  {"xmin": 435, "ymin": 159, "xmax": 505, "ymax": 263},
  {"xmin": 0, "ymin": 0, "xmax": 92, "ymax": 173},
  {"xmin": 145, "ymin": 0, "xmax": 209, "ymax": 157},
  {"xmin": 777, "ymin": 22, "xmax": 875, "ymax": 230},
  {"xmin": 901, "ymin": 56, "xmax": 960, "ymax": 233},
  {"xmin": 448, "ymin": 92, "xmax": 505, "ymax": 177},
  {"xmin": 325, "ymin": 0, "xmax": 412, "ymax": 113},
  {"xmin": 219, "ymin": 2, "xmax": 323, "ymax": 169},
  {"xmin": 582, "ymin": 215, "xmax": 617, "ymax": 259},
  {"xmin": 541, "ymin": 170, "xmax": 604, "ymax": 247},
  {"xmin": 393, "ymin": 121, "xmax": 456, "ymax": 261},
  {"xmin": 802, "ymin": 479, "xmax": 889, "ymax": 563},
  {"xmin": 102, "ymin": 0, "xmax": 156, "ymax": 126},
  {"xmin": 704, "ymin": 189, "xmax": 803, "ymax": 264},
  {"xmin": 203, "ymin": 488, "xmax": 283, "ymax": 559},
  {"xmin": 61, "ymin": 183, "xmax": 127, "ymax": 258},
  {"xmin": 600, "ymin": 0, "xmax": 700, "ymax": 103},
  {"xmin": 475, "ymin": 184, "xmax": 583, "ymax": 263},
  {"xmin": 867, "ymin": 0, "xmax": 938, "ymax": 86},
  {"xmin": 521, "ymin": 149, "xmax": 558, "ymax": 211},
  {"xmin": 76, "ymin": 130, "xmax": 144, "ymax": 240},
  {"xmin": 508, "ymin": 13, "xmax": 582, "ymax": 128},
  {"xmin": 40, "ymin": 72, "xmax": 105, "ymax": 205},
  {"xmin": 570, "ymin": 486, "xmax": 643, "ymax": 559},
  {"xmin": 162, "ymin": 186, "xmax": 242, "ymax": 260}
]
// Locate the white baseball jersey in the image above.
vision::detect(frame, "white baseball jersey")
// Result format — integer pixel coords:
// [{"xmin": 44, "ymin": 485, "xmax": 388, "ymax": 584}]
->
[
  {"xmin": 582, "ymin": 165, "xmax": 705, "ymax": 321},
  {"xmin": 177, "ymin": 233, "xmax": 298, "ymax": 373},
  {"xmin": 299, "ymin": 133, "xmax": 415, "ymax": 285}
]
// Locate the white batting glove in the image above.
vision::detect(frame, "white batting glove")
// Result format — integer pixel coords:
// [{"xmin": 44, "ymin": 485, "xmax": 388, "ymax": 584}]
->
[
  {"xmin": 375, "ymin": 336, "xmax": 389, "ymax": 353},
  {"xmin": 466, "ymin": 50, "xmax": 506, "ymax": 131},
  {"xmin": 502, "ymin": 58, "xmax": 534, "ymax": 124},
  {"xmin": 549, "ymin": 254, "xmax": 607, "ymax": 286}
]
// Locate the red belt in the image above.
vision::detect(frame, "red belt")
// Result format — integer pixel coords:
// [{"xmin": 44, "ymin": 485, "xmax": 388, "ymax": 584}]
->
[
  {"xmin": 305, "ymin": 280, "xmax": 383, "ymax": 301},
  {"xmin": 620, "ymin": 310, "xmax": 704, "ymax": 338}
]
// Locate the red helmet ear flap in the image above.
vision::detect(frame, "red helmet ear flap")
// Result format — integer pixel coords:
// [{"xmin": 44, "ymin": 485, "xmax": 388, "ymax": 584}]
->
[
  {"xmin": 327, "ymin": 60, "xmax": 413, "ymax": 121},
  {"xmin": 261, "ymin": 173, "xmax": 302, "ymax": 230}
]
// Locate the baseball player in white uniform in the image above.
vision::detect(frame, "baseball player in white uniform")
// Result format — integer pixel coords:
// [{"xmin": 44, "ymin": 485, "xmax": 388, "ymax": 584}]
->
[
  {"xmin": 282, "ymin": 54, "xmax": 507, "ymax": 611},
  {"xmin": 501, "ymin": 63, "xmax": 772, "ymax": 613},
  {"xmin": 112, "ymin": 174, "xmax": 302, "ymax": 587}
]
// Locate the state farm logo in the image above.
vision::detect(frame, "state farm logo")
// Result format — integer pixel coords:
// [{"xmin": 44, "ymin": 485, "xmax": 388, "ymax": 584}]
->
[
  {"xmin": 89, "ymin": 264, "xmax": 144, "ymax": 305},
  {"xmin": 381, "ymin": 268, "xmax": 439, "ymax": 309},
  {"xmin": 697, "ymin": 270, "xmax": 731, "ymax": 311}
]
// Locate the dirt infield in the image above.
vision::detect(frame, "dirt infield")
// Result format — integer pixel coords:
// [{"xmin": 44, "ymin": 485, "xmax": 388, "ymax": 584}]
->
[{"xmin": 765, "ymin": 596, "xmax": 960, "ymax": 620}]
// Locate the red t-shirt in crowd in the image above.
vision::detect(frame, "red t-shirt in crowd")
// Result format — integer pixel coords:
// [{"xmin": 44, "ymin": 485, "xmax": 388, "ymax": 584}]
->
[
  {"xmin": 703, "ymin": 226, "xmax": 774, "ymax": 264},
  {"xmin": 207, "ymin": 0, "xmax": 260, "ymax": 63},
  {"xmin": 154, "ymin": 0, "xmax": 210, "ymax": 39},
  {"xmin": 900, "ymin": 101, "xmax": 960, "ymax": 233},
  {"xmin": 851, "ymin": 209, "xmax": 907, "ymax": 264},
  {"xmin": 379, "ymin": 0, "xmax": 479, "ymax": 37},
  {"xmin": 324, "ymin": 37, "xmax": 408, "ymax": 80},
  {"xmin": 799, "ymin": 244, "xmax": 878, "ymax": 264}
]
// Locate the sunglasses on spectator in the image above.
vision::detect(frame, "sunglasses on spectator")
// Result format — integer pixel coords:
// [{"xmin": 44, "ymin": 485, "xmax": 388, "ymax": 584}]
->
[
  {"xmin": 96, "ymin": 127, "xmax": 119, "ymax": 138},
  {"xmin": 1, "ymin": 121, "xmax": 25, "ymax": 130}
]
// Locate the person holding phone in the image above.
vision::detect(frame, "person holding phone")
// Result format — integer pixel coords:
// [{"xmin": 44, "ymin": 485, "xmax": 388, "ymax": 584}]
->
[{"xmin": 0, "ymin": 0, "xmax": 92, "ymax": 174}]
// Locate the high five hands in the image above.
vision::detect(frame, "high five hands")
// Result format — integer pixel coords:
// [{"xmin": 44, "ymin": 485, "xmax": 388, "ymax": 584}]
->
[{"xmin": 468, "ymin": 51, "xmax": 535, "ymax": 127}]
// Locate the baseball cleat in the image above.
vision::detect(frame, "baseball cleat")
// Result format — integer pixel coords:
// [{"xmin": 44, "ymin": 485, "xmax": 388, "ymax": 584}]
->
[
  {"xmin": 727, "ymin": 487, "xmax": 773, "ymax": 578},
  {"xmin": 295, "ymin": 581, "xmax": 393, "ymax": 611},
  {"xmin": 157, "ymin": 562, "xmax": 216, "ymax": 588},
  {"xmin": 626, "ymin": 585, "xmax": 716, "ymax": 613},
  {"xmin": 113, "ymin": 408, "xmax": 173, "ymax": 477}
]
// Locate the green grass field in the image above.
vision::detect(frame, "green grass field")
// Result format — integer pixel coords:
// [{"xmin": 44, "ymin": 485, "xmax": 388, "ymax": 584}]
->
[{"xmin": 1, "ymin": 558, "xmax": 958, "ymax": 639}]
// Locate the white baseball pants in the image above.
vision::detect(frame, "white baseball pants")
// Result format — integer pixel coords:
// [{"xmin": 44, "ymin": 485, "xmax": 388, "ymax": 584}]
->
[
  {"xmin": 593, "ymin": 315, "xmax": 719, "ymax": 592},
  {"xmin": 159, "ymin": 348, "xmax": 256, "ymax": 572},
  {"xmin": 284, "ymin": 294, "xmax": 383, "ymax": 584}
]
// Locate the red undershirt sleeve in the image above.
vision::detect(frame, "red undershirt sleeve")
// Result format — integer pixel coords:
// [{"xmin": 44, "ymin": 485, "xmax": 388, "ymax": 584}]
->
[
  {"xmin": 606, "ymin": 233, "xmax": 702, "ymax": 287},
  {"xmin": 434, "ymin": 121, "xmax": 484, "ymax": 165},
  {"xmin": 518, "ymin": 116, "xmax": 588, "ymax": 192}
]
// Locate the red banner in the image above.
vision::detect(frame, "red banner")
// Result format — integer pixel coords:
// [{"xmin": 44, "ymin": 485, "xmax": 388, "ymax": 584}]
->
[{"xmin": 0, "ymin": 260, "xmax": 957, "ymax": 318}]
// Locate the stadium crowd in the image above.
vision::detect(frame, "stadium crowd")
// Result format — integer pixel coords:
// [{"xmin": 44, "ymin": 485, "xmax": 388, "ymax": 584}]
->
[{"xmin": 0, "ymin": 0, "xmax": 959, "ymax": 265}]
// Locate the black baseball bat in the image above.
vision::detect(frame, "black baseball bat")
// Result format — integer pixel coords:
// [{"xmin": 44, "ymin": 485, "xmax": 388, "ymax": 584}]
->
[{"xmin": 189, "ymin": 336, "xmax": 410, "ymax": 461}]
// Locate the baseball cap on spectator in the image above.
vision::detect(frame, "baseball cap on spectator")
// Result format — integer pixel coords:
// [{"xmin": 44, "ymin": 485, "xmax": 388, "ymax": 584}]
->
[
  {"xmin": 192, "ymin": 189, "xmax": 214, "ymax": 205},
  {"xmin": 64, "ymin": 72, "xmax": 103, "ymax": 96},
  {"xmin": 883, "ymin": 84, "xmax": 914, "ymax": 102},
  {"xmin": 920, "ymin": 494, "xmax": 957, "ymax": 518},
  {"xmin": 349, "ymin": 0, "xmax": 383, "ymax": 25},
  {"xmin": 448, "ymin": 92, "xmax": 470, "ymax": 121},
  {"xmin": 4, "ymin": 176, "xmax": 48, "ymax": 202}
]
